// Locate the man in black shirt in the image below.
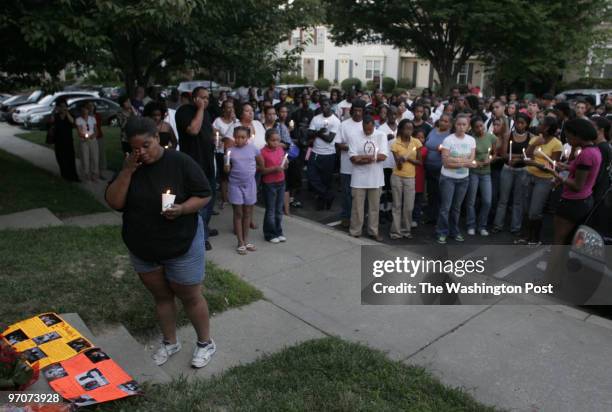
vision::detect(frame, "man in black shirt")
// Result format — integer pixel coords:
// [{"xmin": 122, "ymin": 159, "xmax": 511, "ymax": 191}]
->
[{"xmin": 176, "ymin": 87, "xmax": 217, "ymax": 251}]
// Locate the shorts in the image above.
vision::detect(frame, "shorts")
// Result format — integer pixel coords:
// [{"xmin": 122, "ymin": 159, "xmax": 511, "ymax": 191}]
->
[
  {"xmin": 229, "ymin": 179, "xmax": 257, "ymax": 205},
  {"xmin": 556, "ymin": 196, "xmax": 594, "ymax": 223},
  {"xmin": 129, "ymin": 217, "xmax": 205, "ymax": 285}
]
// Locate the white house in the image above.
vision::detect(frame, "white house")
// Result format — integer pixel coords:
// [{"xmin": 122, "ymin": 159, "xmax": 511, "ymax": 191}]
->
[{"xmin": 278, "ymin": 26, "xmax": 488, "ymax": 91}]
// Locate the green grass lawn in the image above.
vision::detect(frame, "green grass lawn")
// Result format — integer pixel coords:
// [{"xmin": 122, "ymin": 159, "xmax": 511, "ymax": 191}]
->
[
  {"xmin": 0, "ymin": 149, "xmax": 106, "ymax": 217},
  {"xmin": 95, "ymin": 337, "xmax": 495, "ymax": 412},
  {"xmin": 16, "ymin": 126, "xmax": 125, "ymax": 172},
  {"xmin": 0, "ymin": 225, "xmax": 262, "ymax": 339}
]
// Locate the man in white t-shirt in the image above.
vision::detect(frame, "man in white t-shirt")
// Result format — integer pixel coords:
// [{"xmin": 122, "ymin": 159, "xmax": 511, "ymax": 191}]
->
[
  {"xmin": 377, "ymin": 106, "xmax": 398, "ymax": 216},
  {"xmin": 336, "ymin": 99, "xmax": 366, "ymax": 227},
  {"xmin": 347, "ymin": 115, "xmax": 388, "ymax": 240},
  {"xmin": 307, "ymin": 98, "xmax": 341, "ymax": 210},
  {"xmin": 335, "ymin": 91, "xmax": 355, "ymax": 120}
]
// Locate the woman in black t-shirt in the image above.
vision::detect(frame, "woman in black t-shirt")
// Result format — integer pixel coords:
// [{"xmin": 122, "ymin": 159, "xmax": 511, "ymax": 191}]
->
[
  {"xmin": 105, "ymin": 117, "xmax": 216, "ymax": 369},
  {"xmin": 50, "ymin": 98, "xmax": 79, "ymax": 182}
]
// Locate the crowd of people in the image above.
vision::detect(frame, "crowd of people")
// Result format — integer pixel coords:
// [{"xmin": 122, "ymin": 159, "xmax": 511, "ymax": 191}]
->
[{"xmin": 97, "ymin": 82, "xmax": 612, "ymax": 369}]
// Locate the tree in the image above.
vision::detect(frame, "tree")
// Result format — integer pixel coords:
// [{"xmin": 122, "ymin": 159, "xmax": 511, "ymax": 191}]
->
[
  {"xmin": 324, "ymin": 0, "xmax": 605, "ymax": 96},
  {"xmin": 0, "ymin": 0, "xmax": 321, "ymax": 94}
]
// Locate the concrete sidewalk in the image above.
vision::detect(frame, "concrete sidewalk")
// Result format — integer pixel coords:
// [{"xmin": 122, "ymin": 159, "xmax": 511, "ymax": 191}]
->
[
  {"xmin": 205, "ymin": 207, "xmax": 612, "ymax": 412},
  {"xmin": 4, "ymin": 122, "xmax": 612, "ymax": 411}
]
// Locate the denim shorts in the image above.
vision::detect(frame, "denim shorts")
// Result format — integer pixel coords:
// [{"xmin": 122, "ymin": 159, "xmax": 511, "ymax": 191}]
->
[{"xmin": 129, "ymin": 217, "xmax": 205, "ymax": 285}]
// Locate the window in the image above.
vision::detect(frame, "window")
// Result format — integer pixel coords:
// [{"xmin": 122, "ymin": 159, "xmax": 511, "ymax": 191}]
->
[
  {"xmin": 456, "ymin": 64, "xmax": 469, "ymax": 84},
  {"xmin": 316, "ymin": 28, "xmax": 325, "ymax": 46},
  {"xmin": 365, "ymin": 60, "xmax": 381, "ymax": 80}
]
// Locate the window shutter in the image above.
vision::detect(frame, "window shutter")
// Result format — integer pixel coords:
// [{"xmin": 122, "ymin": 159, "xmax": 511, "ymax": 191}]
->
[
  {"xmin": 314, "ymin": 28, "xmax": 317, "ymax": 45},
  {"xmin": 467, "ymin": 63, "xmax": 474, "ymax": 84},
  {"xmin": 335, "ymin": 59, "xmax": 339, "ymax": 82},
  {"xmin": 349, "ymin": 60, "xmax": 353, "ymax": 78},
  {"xmin": 288, "ymin": 33, "xmax": 291, "ymax": 46},
  {"xmin": 412, "ymin": 62, "xmax": 418, "ymax": 84},
  {"xmin": 428, "ymin": 64, "xmax": 434, "ymax": 88}
]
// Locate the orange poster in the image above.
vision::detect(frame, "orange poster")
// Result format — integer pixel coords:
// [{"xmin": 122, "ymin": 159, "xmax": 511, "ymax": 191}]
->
[
  {"xmin": 44, "ymin": 348, "xmax": 142, "ymax": 407},
  {"xmin": 1, "ymin": 313, "xmax": 93, "ymax": 368}
]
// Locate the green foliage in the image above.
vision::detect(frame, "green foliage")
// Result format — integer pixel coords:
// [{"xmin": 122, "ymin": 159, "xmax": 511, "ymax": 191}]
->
[
  {"xmin": 325, "ymin": 0, "xmax": 605, "ymax": 96},
  {"xmin": 557, "ymin": 78, "xmax": 612, "ymax": 92},
  {"xmin": 397, "ymin": 78, "xmax": 414, "ymax": 90},
  {"xmin": 279, "ymin": 73, "xmax": 309, "ymax": 85},
  {"xmin": 365, "ymin": 80, "xmax": 376, "ymax": 91},
  {"xmin": 382, "ymin": 76, "xmax": 396, "ymax": 93},
  {"xmin": 391, "ymin": 88, "xmax": 408, "ymax": 96},
  {"xmin": 340, "ymin": 77, "xmax": 362, "ymax": 92},
  {"xmin": 314, "ymin": 78, "xmax": 331, "ymax": 91}
]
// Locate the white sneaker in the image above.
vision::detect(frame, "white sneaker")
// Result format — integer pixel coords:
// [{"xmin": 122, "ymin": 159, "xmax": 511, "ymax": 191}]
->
[
  {"xmin": 191, "ymin": 339, "xmax": 216, "ymax": 368},
  {"xmin": 480, "ymin": 229, "xmax": 489, "ymax": 236},
  {"xmin": 269, "ymin": 237, "xmax": 280, "ymax": 243},
  {"xmin": 411, "ymin": 221, "xmax": 418, "ymax": 228},
  {"xmin": 467, "ymin": 228, "xmax": 476, "ymax": 236},
  {"xmin": 278, "ymin": 236, "xmax": 287, "ymax": 242},
  {"xmin": 152, "ymin": 341, "xmax": 182, "ymax": 366}
]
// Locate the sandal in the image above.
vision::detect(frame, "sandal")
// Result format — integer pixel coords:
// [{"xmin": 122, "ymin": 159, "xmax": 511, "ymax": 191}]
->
[
  {"xmin": 245, "ymin": 243, "xmax": 257, "ymax": 252},
  {"xmin": 236, "ymin": 245, "xmax": 247, "ymax": 255}
]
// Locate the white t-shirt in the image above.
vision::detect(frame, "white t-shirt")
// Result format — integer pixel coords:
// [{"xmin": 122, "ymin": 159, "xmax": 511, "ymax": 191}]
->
[
  {"xmin": 348, "ymin": 129, "xmax": 388, "ymax": 188},
  {"xmin": 309, "ymin": 113, "xmax": 341, "ymax": 155},
  {"xmin": 336, "ymin": 99, "xmax": 352, "ymax": 120},
  {"xmin": 76, "ymin": 116, "xmax": 97, "ymax": 137},
  {"xmin": 226, "ymin": 120, "xmax": 266, "ymax": 149},
  {"xmin": 377, "ymin": 122, "xmax": 397, "ymax": 169},
  {"xmin": 213, "ymin": 117, "xmax": 239, "ymax": 152},
  {"xmin": 336, "ymin": 118, "xmax": 362, "ymax": 174},
  {"xmin": 401, "ymin": 109, "xmax": 414, "ymax": 121},
  {"xmin": 440, "ymin": 133, "xmax": 476, "ymax": 179}
]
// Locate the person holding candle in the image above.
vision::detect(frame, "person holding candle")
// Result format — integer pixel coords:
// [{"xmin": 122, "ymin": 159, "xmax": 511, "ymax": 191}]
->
[
  {"xmin": 517, "ymin": 116, "xmax": 563, "ymax": 245},
  {"xmin": 389, "ymin": 119, "xmax": 422, "ymax": 239},
  {"xmin": 542, "ymin": 119, "xmax": 602, "ymax": 286},
  {"xmin": 423, "ymin": 113, "xmax": 452, "ymax": 224},
  {"xmin": 412, "ymin": 129, "xmax": 428, "ymax": 227},
  {"xmin": 213, "ymin": 100, "xmax": 240, "ymax": 208},
  {"xmin": 105, "ymin": 116, "xmax": 215, "ymax": 369},
  {"xmin": 75, "ymin": 104, "xmax": 100, "ymax": 182},
  {"xmin": 49, "ymin": 98, "xmax": 79, "ymax": 182},
  {"xmin": 348, "ymin": 116, "xmax": 388, "ymax": 240},
  {"xmin": 260, "ymin": 129, "xmax": 288, "ymax": 243},
  {"xmin": 465, "ymin": 117, "xmax": 497, "ymax": 236},
  {"xmin": 224, "ymin": 126, "xmax": 263, "ymax": 254},
  {"xmin": 307, "ymin": 98, "xmax": 341, "ymax": 211},
  {"xmin": 436, "ymin": 115, "xmax": 476, "ymax": 244},
  {"xmin": 492, "ymin": 113, "xmax": 531, "ymax": 235}
]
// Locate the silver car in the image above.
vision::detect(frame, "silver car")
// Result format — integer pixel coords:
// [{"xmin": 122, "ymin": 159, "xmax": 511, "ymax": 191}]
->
[{"xmin": 12, "ymin": 91, "xmax": 99, "ymax": 124}]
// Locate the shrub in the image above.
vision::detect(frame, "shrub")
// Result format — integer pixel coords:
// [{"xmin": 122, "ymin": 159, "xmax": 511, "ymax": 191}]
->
[
  {"xmin": 382, "ymin": 77, "xmax": 396, "ymax": 93},
  {"xmin": 340, "ymin": 77, "xmax": 362, "ymax": 93},
  {"xmin": 391, "ymin": 87, "xmax": 407, "ymax": 96},
  {"xmin": 397, "ymin": 78, "xmax": 415, "ymax": 89},
  {"xmin": 366, "ymin": 80, "xmax": 377, "ymax": 91},
  {"xmin": 314, "ymin": 78, "xmax": 331, "ymax": 91},
  {"xmin": 279, "ymin": 74, "xmax": 308, "ymax": 84}
]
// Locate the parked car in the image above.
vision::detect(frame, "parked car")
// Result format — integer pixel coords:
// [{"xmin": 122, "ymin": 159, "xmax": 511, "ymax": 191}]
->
[
  {"xmin": 1, "ymin": 90, "xmax": 43, "ymax": 123},
  {"xmin": 558, "ymin": 89, "xmax": 612, "ymax": 107},
  {"xmin": 12, "ymin": 91, "xmax": 98, "ymax": 124},
  {"xmin": 99, "ymin": 86, "xmax": 125, "ymax": 101},
  {"xmin": 24, "ymin": 97, "xmax": 120, "ymax": 130},
  {"xmin": 0, "ymin": 94, "xmax": 12, "ymax": 103},
  {"xmin": 562, "ymin": 187, "xmax": 612, "ymax": 305},
  {"xmin": 177, "ymin": 80, "xmax": 231, "ymax": 96}
]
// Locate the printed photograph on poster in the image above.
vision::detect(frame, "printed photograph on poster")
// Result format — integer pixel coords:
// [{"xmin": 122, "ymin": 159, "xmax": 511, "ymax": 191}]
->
[{"xmin": 44, "ymin": 364, "xmax": 69, "ymax": 381}]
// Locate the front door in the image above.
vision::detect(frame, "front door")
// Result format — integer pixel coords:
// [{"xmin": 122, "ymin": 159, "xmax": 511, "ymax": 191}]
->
[{"xmin": 303, "ymin": 58, "xmax": 315, "ymax": 82}]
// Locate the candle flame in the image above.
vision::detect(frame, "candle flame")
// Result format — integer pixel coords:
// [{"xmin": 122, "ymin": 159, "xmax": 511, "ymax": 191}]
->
[{"xmin": 166, "ymin": 190, "xmax": 170, "ymax": 194}]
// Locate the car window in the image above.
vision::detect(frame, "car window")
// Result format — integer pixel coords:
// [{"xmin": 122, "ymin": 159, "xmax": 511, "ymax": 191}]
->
[{"xmin": 95, "ymin": 100, "xmax": 109, "ymax": 110}]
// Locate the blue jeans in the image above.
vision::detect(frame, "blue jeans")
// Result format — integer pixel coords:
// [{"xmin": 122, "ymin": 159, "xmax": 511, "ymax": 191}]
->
[
  {"xmin": 436, "ymin": 175, "xmax": 469, "ymax": 237},
  {"xmin": 425, "ymin": 166, "xmax": 441, "ymax": 222},
  {"xmin": 524, "ymin": 173, "xmax": 553, "ymax": 220},
  {"xmin": 307, "ymin": 153, "xmax": 336, "ymax": 202},
  {"xmin": 489, "ymin": 166, "xmax": 501, "ymax": 224},
  {"xmin": 493, "ymin": 165, "xmax": 526, "ymax": 232},
  {"xmin": 340, "ymin": 173, "xmax": 352, "ymax": 219},
  {"xmin": 466, "ymin": 173, "xmax": 492, "ymax": 231},
  {"xmin": 199, "ymin": 174, "xmax": 216, "ymax": 242},
  {"xmin": 263, "ymin": 182, "xmax": 285, "ymax": 240},
  {"xmin": 412, "ymin": 192, "xmax": 424, "ymax": 223}
]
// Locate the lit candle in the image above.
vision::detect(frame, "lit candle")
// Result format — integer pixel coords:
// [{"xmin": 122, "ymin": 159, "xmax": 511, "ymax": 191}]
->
[
  {"xmin": 563, "ymin": 145, "xmax": 571, "ymax": 160},
  {"xmin": 508, "ymin": 140, "xmax": 512, "ymax": 163},
  {"xmin": 472, "ymin": 160, "xmax": 477, "ymax": 166},
  {"xmin": 437, "ymin": 144, "xmax": 442, "ymax": 152},
  {"xmin": 215, "ymin": 131, "xmax": 220, "ymax": 146},
  {"xmin": 250, "ymin": 133, "xmax": 255, "ymax": 141},
  {"xmin": 161, "ymin": 189, "xmax": 176, "ymax": 212},
  {"xmin": 324, "ymin": 118, "xmax": 329, "ymax": 128},
  {"xmin": 373, "ymin": 147, "xmax": 379, "ymax": 161},
  {"xmin": 225, "ymin": 150, "xmax": 231, "ymax": 166},
  {"xmin": 289, "ymin": 119, "xmax": 294, "ymax": 128},
  {"xmin": 537, "ymin": 147, "xmax": 554, "ymax": 164},
  {"xmin": 552, "ymin": 160, "xmax": 557, "ymax": 170},
  {"xmin": 84, "ymin": 132, "xmax": 89, "ymax": 139},
  {"xmin": 281, "ymin": 153, "xmax": 289, "ymax": 167},
  {"xmin": 522, "ymin": 148, "xmax": 528, "ymax": 160},
  {"xmin": 575, "ymin": 148, "xmax": 582, "ymax": 157},
  {"xmin": 489, "ymin": 147, "xmax": 493, "ymax": 160}
]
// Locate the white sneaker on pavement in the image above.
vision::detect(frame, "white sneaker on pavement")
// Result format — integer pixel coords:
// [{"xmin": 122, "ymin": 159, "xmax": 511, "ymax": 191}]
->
[
  {"xmin": 192, "ymin": 339, "xmax": 216, "ymax": 368},
  {"xmin": 269, "ymin": 237, "xmax": 280, "ymax": 243},
  {"xmin": 480, "ymin": 229, "xmax": 489, "ymax": 236},
  {"xmin": 467, "ymin": 228, "xmax": 476, "ymax": 236},
  {"xmin": 152, "ymin": 341, "xmax": 182, "ymax": 366},
  {"xmin": 278, "ymin": 236, "xmax": 287, "ymax": 242}
]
